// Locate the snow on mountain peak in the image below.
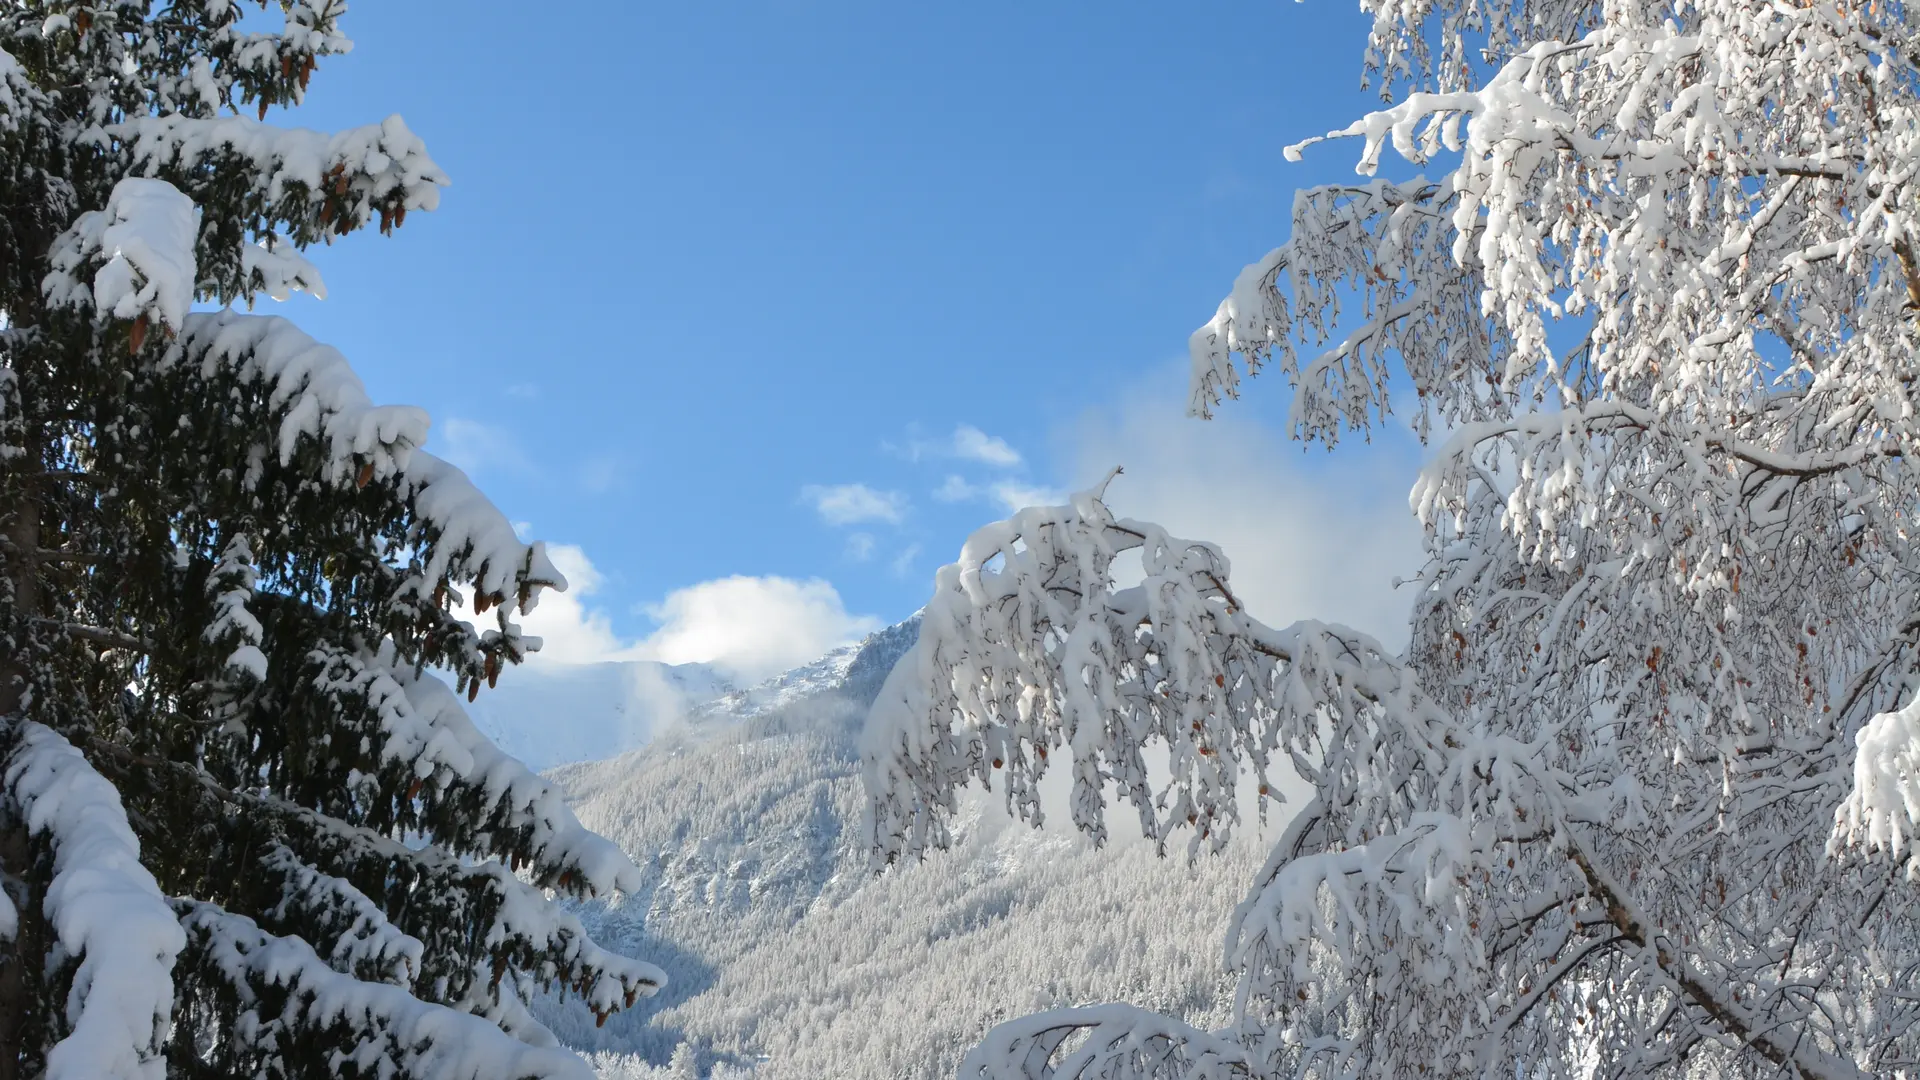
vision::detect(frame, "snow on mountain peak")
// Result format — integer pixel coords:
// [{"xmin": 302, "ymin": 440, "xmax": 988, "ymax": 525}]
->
[{"xmin": 525, "ymin": 612, "xmax": 1255, "ymax": 1080}]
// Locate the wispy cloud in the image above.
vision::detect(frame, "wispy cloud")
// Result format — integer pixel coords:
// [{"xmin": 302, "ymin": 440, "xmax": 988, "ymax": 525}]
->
[
  {"xmin": 576, "ymin": 454, "xmax": 628, "ymax": 494},
  {"xmin": 801, "ymin": 483, "xmax": 907, "ymax": 526},
  {"xmin": 437, "ymin": 417, "xmax": 535, "ymax": 478},
  {"xmin": 845, "ymin": 532, "xmax": 876, "ymax": 561},
  {"xmin": 952, "ymin": 424, "xmax": 1021, "ymax": 467},
  {"xmin": 889, "ymin": 543, "xmax": 922, "ymax": 580},
  {"xmin": 1069, "ymin": 375, "xmax": 1424, "ymax": 647},
  {"xmin": 933, "ymin": 474, "xmax": 977, "ymax": 502},
  {"xmin": 989, "ymin": 481, "xmax": 1064, "ymax": 512},
  {"xmin": 891, "ymin": 423, "xmax": 1026, "ymax": 468},
  {"xmin": 931, "ymin": 474, "xmax": 1063, "ymax": 513}
]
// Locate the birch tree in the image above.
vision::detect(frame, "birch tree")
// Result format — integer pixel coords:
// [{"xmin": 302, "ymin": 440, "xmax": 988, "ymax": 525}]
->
[{"xmin": 866, "ymin": 0, "xmax": 1920, "ymax": 1074}]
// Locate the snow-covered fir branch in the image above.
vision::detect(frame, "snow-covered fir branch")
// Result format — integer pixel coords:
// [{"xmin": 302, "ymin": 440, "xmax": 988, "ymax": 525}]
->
[{"xmin": 0, "ymin": 4, "xmax": 663, "ymax": 1075}]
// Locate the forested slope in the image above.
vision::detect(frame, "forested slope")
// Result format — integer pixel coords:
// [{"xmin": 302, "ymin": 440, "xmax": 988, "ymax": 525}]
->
[{"xmin": 530, "ymin": 619, "xmax": 1263, "ymax": 1078}]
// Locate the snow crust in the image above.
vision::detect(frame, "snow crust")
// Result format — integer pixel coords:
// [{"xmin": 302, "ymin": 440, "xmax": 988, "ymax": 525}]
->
[
  {"xmin": 5, "ymin": 722, "xmax": 185, "ymax": 1080},
  {"xmin": 0, "ymin": 44, "xmax": 23, "ymax": 127},
  {"xmin": 1836, "ymin": 695, "xmax": 1920, "ymax": 859},
  {"xmin": 43, "ymin": 178, "xmax": 201, "ymax": 333},
  {"xmin": 959, "ymin": 1003, "xmax": 1250, "ymax": 1080},
  {"xmin": 112, "ymin": 112, "xmax": 445, "ymax": 216},
  {"xmin": 241, "ymin": 237, "xmax": 328, "ymax": 301},
  {"xmin": 204, "ymin": 535, "xmax": 268, "ymax": 681}
]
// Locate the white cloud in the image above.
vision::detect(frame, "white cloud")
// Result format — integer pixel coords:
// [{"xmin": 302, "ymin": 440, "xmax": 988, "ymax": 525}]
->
[
  {"xmin": 801, "ymin": 483, "xmax": 907, "ymax": 526},
  {"xmin": 933, "ymin": 475, "xmax": 977, "ymax": 502},
  {"xmin": 932, "ymin": 474, "xmax": 1063, "ymax": 513},
  {"xmin": 437, "ymin": 417, "xmax": 533, "ymax": 477},
  {"xmin": 636, "ymin": 575, "xmax": 882, "ymax": 682},
  {"xmin": 473, "ymin": 544, "xmax": 880, "ymax": 684},
  {"xmin": 1068, "ymin": 378, "xmax": 1425, "ymax": 648},
  {"xmin": 990, "ymin": 481, "xmax": 1065, "ymax": 513},
  {"xmin": 467, "ymin": 543, "xmax": 631, "ymax": 667},
  {"xmin": 893, "ymin": 423, "xmax": 1026, "ymax": 468},
  {"xmin": 952, "ymin": 424, "xmax": 1022, "ymax": 467}
]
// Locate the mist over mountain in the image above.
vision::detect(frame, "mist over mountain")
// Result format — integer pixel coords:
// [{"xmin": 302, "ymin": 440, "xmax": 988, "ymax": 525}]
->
[
  {"xmin": 463, "ymin": 659, "xmax": 735, "ymax": 772},
  {"xmin": 498, "ymin": 617, "xmax": 1263, "ymax": 1079}
]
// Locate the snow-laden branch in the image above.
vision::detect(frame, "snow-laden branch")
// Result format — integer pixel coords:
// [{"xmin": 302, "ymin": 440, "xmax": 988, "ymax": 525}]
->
[
  {"xmin": 113, "ymin": 112, "xmax": 445, "ymax": 231},
  {"xmin": 84, "ymin": 735, "xmax": 664, "ymax": 1026},
  {"xmin": 42, "ymin": 188, "xmax": 559, "ymax": 621},
  {"xmin": 204, "ymin": 534, "xmax": 268, "ymax": 683},
  {"xmin": 381, "ymin": 655, "xmax": 651, "ymax": 897},
  {"xmin": 865, "ymin": 480, "xmax": 1472, "ymax": 865},
  {"xmin": 0, "ymin": 43, "xmax": 28, "ymax": 131},
  {"xmin": 257, "ymin": 842, "xmax": 424, "ymax": 986},
  {"xmin": 1834, "ymin": 693, "xmax": 1920, "ymax": 860},
  {"xmin": 305, "ymin": 645, "xmax": 646, "ymax": 897},
  {"xmin": 4, "ymin": 722, "xmax": 184, "ymax": 1080},
  {"xmin": 174, "ymin": 901, "xmax": 597, "ymax": 1080},
  {"xmin": 164, "ymin": 310, "xmax": 565, "ymax": 611},
  {"xmin": 43, "ymin": 178, "xmax": 200, "ymax": 333},
  {"xmin": 958, "ymin": 1004, "xmax": 1252, "ymax": 1080}
]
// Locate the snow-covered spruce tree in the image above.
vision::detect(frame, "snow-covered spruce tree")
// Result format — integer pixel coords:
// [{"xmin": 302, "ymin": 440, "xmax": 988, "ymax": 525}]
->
[
  {"xmin": 866, "ymin": 0, "xmax": 1920, "ymax": 1077},
  {"xmin": 0, "ymin": 5, "xmax": 661, "ymax": 1078}
]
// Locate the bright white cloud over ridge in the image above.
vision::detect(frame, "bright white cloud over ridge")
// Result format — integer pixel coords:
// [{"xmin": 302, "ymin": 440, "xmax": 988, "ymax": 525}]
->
[{"xmin": 477, "ymin": 544, "xmax": 879, "ymax": 684}]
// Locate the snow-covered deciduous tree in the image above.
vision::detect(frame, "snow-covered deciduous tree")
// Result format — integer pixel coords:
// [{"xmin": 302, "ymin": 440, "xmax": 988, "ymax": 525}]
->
[
  {"xmin": 0, "ymin": 5, "xmax": 659, "ymax": 1078},
  {"xmin": 866, "ymin": 0, "xmax": 1920, "ymax": 1075}
]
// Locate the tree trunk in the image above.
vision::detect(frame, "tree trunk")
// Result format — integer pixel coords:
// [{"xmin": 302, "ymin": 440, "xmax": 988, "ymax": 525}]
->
[{"xmin": 0, "ymin": 478, "xmax": 41, "ymax": 1080}]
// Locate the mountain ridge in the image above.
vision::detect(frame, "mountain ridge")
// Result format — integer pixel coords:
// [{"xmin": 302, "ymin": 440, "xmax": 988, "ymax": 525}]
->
[{"xmin": 524, "ymin": 615, "xmax": 1261, "ymax": 1079}]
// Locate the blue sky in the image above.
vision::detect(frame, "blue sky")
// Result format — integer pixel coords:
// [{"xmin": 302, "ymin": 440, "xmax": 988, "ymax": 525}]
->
[{"xmin": 276, "ymin": 2, "xmax": 1431, "ymax": 677}]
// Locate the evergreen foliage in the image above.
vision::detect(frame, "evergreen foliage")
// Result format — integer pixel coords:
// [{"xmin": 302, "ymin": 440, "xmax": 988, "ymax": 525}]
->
[{"xmin": 0, "ymin": 4, "xmax": 659, "ymax": 1077}]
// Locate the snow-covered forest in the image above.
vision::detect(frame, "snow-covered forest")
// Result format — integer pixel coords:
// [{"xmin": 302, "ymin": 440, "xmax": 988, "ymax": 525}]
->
[
  {"xmin": 3, "ymin": 0, "xmax": 1919, "ymax": 1078},
  {"xmin": 524, "ymin": 618, "xmax": 1262, "ymax": 1079}
]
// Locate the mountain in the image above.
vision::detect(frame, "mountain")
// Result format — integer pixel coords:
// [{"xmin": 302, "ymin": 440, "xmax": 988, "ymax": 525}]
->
[
  {"xmin": 464, "ymin": 659, "xmax": 733, "ymax": 771},
  {"xmin": 520, "ymin": 617, "xmax": 1267, "ymax": 1080}
]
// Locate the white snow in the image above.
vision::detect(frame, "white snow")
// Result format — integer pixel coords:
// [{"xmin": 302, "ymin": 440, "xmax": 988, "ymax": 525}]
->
[
  {"xmin": 5, "ymin": 722, "xmax": 185, "ymax": 1080},
  {"xmin": 1836, "ymin": 694, "xmax": 1920, "ymax": 859},
  {"xmin": 113, "ymin": 113, "xmax": 445, "ymax": 218},
  {"xmin": 177, "ymin": 901, "xmax": 598, "ymax": 1080},
  {"xmin": 169, "ymin": 311, "xmax": 565, "ymax": 610},
  {"xmin": 259, "ymin": 842, "xmax": 425, "ymax": 985},
  {"xmin": 242, "ymin": 237, "xmax": 328, "ymax": 301},
  {"xmin": 959, "ymin": 1003, "xmax": 1250, "ymax": 1080},
  {"xmin": 0, "ymin": 44, "xmax": 30, "ymax": 131},
  {"xmin": 205, "ymin": 535, "xmax": 268, "ymax": 681},
  {"xmin": 43, "ymin": 178, "xmax": 202, "ymax": 333}
]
